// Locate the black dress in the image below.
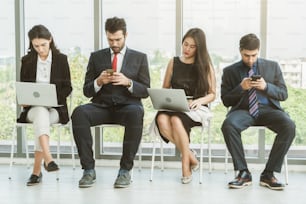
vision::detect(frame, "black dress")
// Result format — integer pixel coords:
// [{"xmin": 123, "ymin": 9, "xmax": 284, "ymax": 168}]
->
[{"xmin": 156, "ymin": 57, "xmax": 201, "ymax": 143}]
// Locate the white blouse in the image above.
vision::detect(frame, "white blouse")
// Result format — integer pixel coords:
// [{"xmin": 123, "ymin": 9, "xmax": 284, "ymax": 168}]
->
[{"xmin": 36, "ymin": 50, "xmax": 52, "ymax": 83}]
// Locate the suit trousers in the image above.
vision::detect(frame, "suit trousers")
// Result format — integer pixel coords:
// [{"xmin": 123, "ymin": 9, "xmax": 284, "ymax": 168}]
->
[
  {"xmin": 71, "ymin": 103, "xmax": 144, "ymax": 171},
  {"xmin": 27, "ymin": 106, "xmax": 59, "ymax": 151},
  {"xmin": 221, "ymin": 105, "xmax": 295, "ymax": 172}
]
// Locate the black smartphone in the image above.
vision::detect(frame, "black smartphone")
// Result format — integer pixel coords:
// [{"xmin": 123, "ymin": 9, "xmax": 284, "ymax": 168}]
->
[
  {"xmin": 106, "ymin": 68, "xmax": 114, "ymax": 75},
  {"xmin": 251, "ymin": 75, "xmax": 261, "ymax": 81}
]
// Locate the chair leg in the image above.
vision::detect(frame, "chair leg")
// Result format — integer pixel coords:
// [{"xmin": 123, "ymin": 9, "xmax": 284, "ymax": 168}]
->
[
  {"xmin": 90, "ymin": 127, "xmax": 96, "ymax": 160},
  {"xmin": 199, "ymin": 127, "xmax": 204, "ymax": 184},
  {"xmin": 207, "ymin": 122, "xmax": 212, "ymax": 174},
  {"xmin": 160, "ymin": 139, "xmax": 164, "ymax": 171},
  {"xmin": 131, "ymin": 168, "xmax": 134, "ymax": 182},
  {"xmin": 56, "ymin": 126, "xmax": 61, "ymax": 181},
  {"xmin": 138, "ymin": 141, "xmax": 142, "ymax": 172},
  {"xmin": 10, "ymin": 125, "xmax": 30, "ymax": 178},
  {"xmin": 150, "ymin": 139, "xmax": 156, "ymax": 181},
  {"xmin": 9, "ymin": 125, "xmax": 17, "ymax": 180},
  {"xmin": 69, "ymin": 123, "xmax": 76, "ymax": 170},
  {"xmin": 23, "ymin": 127, "xmax": 30, "ymax": 169},
  {"xmin": 284, "ymin": 155, "xmax": 289, "ymax": 185},
  {"xmin": 225, "ymin": 149, "xmax": 228, "ymax": 174}
]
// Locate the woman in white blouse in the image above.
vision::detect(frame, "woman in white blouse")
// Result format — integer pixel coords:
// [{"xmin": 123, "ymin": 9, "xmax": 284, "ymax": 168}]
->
[{"xmin": 17, "ymin": 25, "xmax": 72, "ymax": 186}]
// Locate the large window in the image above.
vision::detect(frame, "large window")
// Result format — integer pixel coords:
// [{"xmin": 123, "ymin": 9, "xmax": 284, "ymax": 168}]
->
[
  {"xmin": 266, "ymin": 0, "xmax": 306, "ymax": 158},
  {"xmin": 0, "ymin": 0, "xmax": 15, "ymax": 151},
  {"xmin": 24, "ymin": 0, "xmax": 94, "ymax": 110},
  {"xmin": 15, "ymin": 0, "xmax": 95, "ymax": 151},
  {"xmin": 183, "ymin": 0, "xmax": 261, "ymax": 146},
  {"xmin": 24, "ymin": 0, "xmax": 93, "ymax": 57},
  {"xmin": 184, "ymin": 0, "xmax": 260, "ymax": 59},
  {"xmin": 100, "ymin": 0, "xmax": 176, "ymax": 155},
  {"xmin": 183, "ymin": 0, "xmax": 306, "ymax": 160},
  {"xmin": 102, "ymin": 0, "xmax": 176, "ymax": 59},
  {"xmin": 1, "ymin": 0, "xmax": 306, "ymax": 163},
  {"xmin": 267, "ymin": 0, "xmax": 306, "ymax": 59}
]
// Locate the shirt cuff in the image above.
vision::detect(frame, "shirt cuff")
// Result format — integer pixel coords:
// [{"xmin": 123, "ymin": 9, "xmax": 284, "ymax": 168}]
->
[
  {"xmin": 127, "ymin": 80, "xmax": 133, "ymax": 93},
  {"xmin": 94, "ymin": 79, "xmax": 102, "ymax": 92}
]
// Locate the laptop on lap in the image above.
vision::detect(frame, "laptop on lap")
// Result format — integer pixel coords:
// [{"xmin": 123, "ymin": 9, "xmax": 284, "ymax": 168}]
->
[
  {"xmin": 16, "ymin": 82, "xmax": 62, "ymax": 107},
  {"xmin": 147, "ymin": 88, "xmax": 191, "ymax": 112}
]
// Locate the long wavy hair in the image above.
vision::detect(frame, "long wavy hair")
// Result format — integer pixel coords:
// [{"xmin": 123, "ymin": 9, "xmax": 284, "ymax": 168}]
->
[
  {"xmin": 182, "ymin": 28, "xmax": 213, "ymax": 97},
  {"xmin": 27, "ymin": 24, "xmax": 60, "ymax": 56}
]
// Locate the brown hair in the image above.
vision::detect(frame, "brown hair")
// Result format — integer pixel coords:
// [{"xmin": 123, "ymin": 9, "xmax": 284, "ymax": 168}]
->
[
  {"xmin": 27, "ymin": 24, "xmax": 59, "ymax": 55},
  {"xmin": 239, "ymin": 33, "xmax": 260, "ymax": 51},
  {"xmin": 105, "ymin": 17, "xmax": 127, "ymax": 35},
  {"xmin": 182, "ymin": 28, "xmax": 213, "ymax": 97}
]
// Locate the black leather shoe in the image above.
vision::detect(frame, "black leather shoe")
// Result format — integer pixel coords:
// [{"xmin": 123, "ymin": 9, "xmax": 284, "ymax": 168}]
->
[
  {"xmin": 44, "ymin": 161, "xmax": 59, "ymax": 172},
  {"xmin": 26, "ymin": 173, "xmax": 42, "ymax": 186},
  {"xmin": 114, "ymin": 169, "xmax": 131, "ymax": 188},
  {"xmin": 260, "ymin": 173, "xmax": 285, "ymax": 190},
  {"xmin": 79, "ymin": 169, "xmax": 96, "ymax": 188},
  {"xmin": 228, "ymin": 170, "xmax": 252, "ymax": 189}
]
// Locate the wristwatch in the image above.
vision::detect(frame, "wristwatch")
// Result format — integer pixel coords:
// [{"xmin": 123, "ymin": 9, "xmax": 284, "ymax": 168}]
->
[{"xmin": 127, "ymin": 79, "xmax": 132, "ymax": 88}]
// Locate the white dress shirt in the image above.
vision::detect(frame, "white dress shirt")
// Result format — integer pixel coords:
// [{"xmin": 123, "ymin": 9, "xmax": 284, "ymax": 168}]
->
[
  {"xmin": 36, "ymin": 50, "xmax": 52, "ymax": 83},
  {"xmin": 94, "ymin": 46, "xmax": 133, "ymax": 92}
]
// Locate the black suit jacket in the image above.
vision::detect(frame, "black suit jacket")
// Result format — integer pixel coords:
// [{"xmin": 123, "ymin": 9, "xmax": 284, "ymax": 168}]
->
[
  {"xmin": 17, "ymin": 51, "xmax": 72, "ymax": 124},
  {"xmin": 221, "ymin": 58, "xmax": 288, "ymax": 112},
  {"xmin": 83, "ymin": 47, "xmax": 150, "ymax": 106}
]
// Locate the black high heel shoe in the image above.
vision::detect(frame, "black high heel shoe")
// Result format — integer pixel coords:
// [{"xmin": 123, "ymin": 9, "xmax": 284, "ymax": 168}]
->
[
  {"xmin": 26, "ymin": 173, "xmax": 42, "ymax": 186},
  {"xmin": 44, "ymin": 161, "xmax": 59, "ymax": 172}
]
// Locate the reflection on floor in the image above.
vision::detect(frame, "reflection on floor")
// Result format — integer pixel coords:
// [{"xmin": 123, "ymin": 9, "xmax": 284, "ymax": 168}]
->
[{"xmin": 1, "ymin": 159, "xmax": 306, "ymax": 204}]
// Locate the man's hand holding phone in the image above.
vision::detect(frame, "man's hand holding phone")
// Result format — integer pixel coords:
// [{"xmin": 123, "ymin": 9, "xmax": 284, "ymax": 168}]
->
[
  {"xmin": 249, "ymin": 74, "xmax": 267, "ymax": 90},
  {"xmin": 106, "ymin": 68, "xmax": 114, "ymax": 76},
  {"xmin": 96, "ymin": 68, "xmax": 115, "ymax": 86},
  {"xmin": 251, "ymin": 75, "xmax": 261, "ymax": 81}
]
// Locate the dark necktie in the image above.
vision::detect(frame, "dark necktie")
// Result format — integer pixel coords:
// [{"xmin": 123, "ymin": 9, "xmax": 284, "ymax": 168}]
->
[
  {"xmin": 248, "ymin": 67, "xmax": 259, "ymax": 118},
  {"xmin": 112, "ymin": 53, "xmax": 118, "ymax": 72}
]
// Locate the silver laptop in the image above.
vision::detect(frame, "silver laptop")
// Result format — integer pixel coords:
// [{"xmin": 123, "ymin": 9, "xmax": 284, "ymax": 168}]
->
[
  {"xmin": 16, "ymin": 82, "xmax": 62, "ymax": 107},
  {"xmin": 147, "ymin": 88, "xmax": 190, "ymax": 112}
]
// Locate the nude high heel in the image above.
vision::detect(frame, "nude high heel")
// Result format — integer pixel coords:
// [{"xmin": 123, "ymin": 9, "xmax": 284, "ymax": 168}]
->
[
  {"xmin": 181, "ymin": 175, "xmax": 192, "ymax": 184},
  {"xmin": 190, "ymin": 149, "xmax": 199, "ymax": 172}
]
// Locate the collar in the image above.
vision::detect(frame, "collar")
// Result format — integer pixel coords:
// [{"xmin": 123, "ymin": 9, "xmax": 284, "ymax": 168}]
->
[
  {"xmin": 110, "ymin": 46, "xmax": 127, "ymax": 55},
  {"xmin": 241, "ymin": 59, "xmax": 258, "ymax": 70},
  {"xmin": 37, "ymin": 50, "xmax": 52, "ymax": 63}
]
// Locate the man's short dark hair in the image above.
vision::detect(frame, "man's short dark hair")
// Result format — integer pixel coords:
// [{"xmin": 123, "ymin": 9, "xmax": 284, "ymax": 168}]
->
[
  {"xmin": 239, "ymin": 33, "xmax": 260, "ymax": 51},
  {"xmin": 105, "ymin": 17, "xmax": 127, "ymax": 35}
]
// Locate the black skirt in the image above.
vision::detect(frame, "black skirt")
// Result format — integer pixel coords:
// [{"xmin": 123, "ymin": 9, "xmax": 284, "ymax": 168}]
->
[{"xmin": 155, "ymin": 111, "xmax": 201, "ymax": 143}]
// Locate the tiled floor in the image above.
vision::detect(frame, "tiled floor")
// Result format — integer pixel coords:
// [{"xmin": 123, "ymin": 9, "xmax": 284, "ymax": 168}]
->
[{"xmin": 1, "ymin": 159, "xmax": 305, "ymax": 204}]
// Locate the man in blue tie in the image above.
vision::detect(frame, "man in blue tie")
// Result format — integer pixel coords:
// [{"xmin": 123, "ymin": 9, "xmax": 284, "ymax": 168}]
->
[{"xmin": 220, "ymin": 33, "xmax": 295, "ymax": 190}]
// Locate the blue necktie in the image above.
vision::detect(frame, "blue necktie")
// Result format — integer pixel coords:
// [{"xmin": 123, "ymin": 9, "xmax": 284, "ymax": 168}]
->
[{"xmin": 248, "ymin": 68, "xmax": 259, "ymax": 118}]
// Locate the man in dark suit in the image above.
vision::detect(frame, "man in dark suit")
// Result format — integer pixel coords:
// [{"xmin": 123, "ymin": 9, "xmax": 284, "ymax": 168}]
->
[
  {"xmin": 71, "ymin": 17, "xmax": 150, "ymax": 188},
  {"xmin": 221, "ymin": 33, "xmax": 295, "ymax": 190}
]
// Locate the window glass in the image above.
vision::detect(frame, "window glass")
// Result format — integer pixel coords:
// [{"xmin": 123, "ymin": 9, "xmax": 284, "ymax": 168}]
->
[
  {"xmin": 101, "ymin": 0, "xmax": 176, "ymax": 155},
  {"xmin": 267, "ymin": 0, "xmax": 306, "ymax": 152},
  {"xmin": 24, "ymin": 0, "xmax": 93, "ymax": 57},
  {"xmin": 5, "ymin": 0, "xmax": 305, "ymax": 160},
  {"xmin": 183, "ymin": 0, "xmax": 260, "ymax": 147},
  {"xmin": 267, "ymin": 0, "xmax": 306, "ymax": 59},
  {"xmin": 24, "ymin": 0, "xmax": 94, "ymax": 108},
  {"xmin": 102, "ymin": 0, "xmax": 176, "ymax": 62},
  {"xmin": 0, "ymin": 0, "xmax": 15, "ymax": 145},
  {"xmin": 23, "ymin": 0, "xmax": 94, "ymax": 145},
  {"xmin": 184, "ymin": 0, "xmax": 260, "ymax": 60}
]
